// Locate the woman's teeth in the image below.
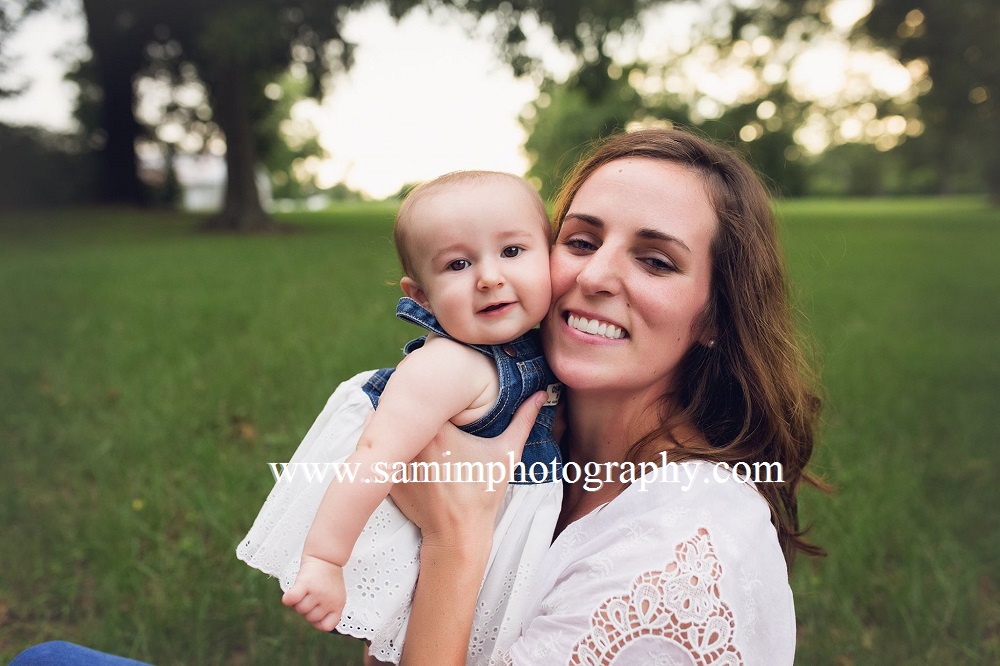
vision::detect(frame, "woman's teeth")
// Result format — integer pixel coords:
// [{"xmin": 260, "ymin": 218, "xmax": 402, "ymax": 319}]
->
[{"xmin": 567, "ymin": 314, "xmax": 625, "ymax": 339}]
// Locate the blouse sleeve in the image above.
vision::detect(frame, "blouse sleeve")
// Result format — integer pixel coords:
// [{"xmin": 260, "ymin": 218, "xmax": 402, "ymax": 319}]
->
[{"xmin": 506, "ymin": 461, "xmax": 796, "ymax": 666}]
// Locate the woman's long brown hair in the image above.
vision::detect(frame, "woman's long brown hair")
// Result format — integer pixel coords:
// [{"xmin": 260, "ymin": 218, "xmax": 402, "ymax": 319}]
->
[{"xmin": 553, "ymin": 127, "xmax": 826, "ymax": 567}]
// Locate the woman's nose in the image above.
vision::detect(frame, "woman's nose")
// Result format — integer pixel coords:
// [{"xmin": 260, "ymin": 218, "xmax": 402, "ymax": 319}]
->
[{"xmin": 575, "ymin": 247, "xmax": 621, "ymax": 296}]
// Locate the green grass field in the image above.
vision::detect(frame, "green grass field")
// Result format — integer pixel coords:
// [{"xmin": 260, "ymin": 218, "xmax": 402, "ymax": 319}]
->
[{"xmin": 1, "ymin": 198, "xmax": 998, "ymax": 664}]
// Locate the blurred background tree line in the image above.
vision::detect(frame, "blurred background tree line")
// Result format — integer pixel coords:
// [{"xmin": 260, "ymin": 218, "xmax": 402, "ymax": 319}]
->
[{"xmin": 0, "ymin": 0, "xmax": 996, "ymax": 224}]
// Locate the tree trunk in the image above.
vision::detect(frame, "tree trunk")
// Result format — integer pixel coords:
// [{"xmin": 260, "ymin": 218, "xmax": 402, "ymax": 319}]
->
[
  {"xmin": 96, "ymin": 58, "xmax": 146, "ymax": 205},
  {"xmin": 81, "ymin": 0, "xmax": 147, "ymax": 206},
  {"xmin": 204, "ymin": 61, "xmax": 274, "ymax": 231}
]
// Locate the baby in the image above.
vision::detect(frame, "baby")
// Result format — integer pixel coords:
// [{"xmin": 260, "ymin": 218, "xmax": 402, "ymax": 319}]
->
[{"xmin": 237, "ymin": 171, "xmax": 562, "ymax": 664}]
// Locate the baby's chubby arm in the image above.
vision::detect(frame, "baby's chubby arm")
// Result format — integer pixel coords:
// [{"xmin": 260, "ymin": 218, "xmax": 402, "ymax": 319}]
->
[{"xmin": 283, "ymin": 335, "xmax": 497, "ymax": 630}]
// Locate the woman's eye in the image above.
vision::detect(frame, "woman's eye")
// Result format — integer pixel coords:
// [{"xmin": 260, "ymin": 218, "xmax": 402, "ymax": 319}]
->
[
  {"xmin": 641, "ymin": 256, "xmax": 676, "ymax": 273},
  {"xmin": 564, "ymin": 237, "xmax": 597, "ymax": 252},
  {"xmin": 501, "ymin": 246, "xmax": 522, "ymax": 258},
  {"xmin": 448, "ymin": 259, "xmax": 471, "ymax": 271}
]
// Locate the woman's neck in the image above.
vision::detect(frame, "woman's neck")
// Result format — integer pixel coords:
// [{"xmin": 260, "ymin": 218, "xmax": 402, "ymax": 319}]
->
[
  {"xmin": 554, "ymin": 386, "xmax": 674, "ymax": 537},
  {"xmin": 561, "ymin": 386, "xmax": 664, "ymax": 464}
]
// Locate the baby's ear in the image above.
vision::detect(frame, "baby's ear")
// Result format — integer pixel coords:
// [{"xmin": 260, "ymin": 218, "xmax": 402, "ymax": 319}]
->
[{"xmin": 400, "ymin": 277, "xmax": 432, "ymax": 311}]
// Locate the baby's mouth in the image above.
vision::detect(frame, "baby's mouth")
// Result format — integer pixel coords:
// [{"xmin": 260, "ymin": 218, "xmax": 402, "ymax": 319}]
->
[
  {"xmin": 565, "ymin": 313, "xmax": 627, "ymax": 339},
  {"xmin": 479, "ymin": 302, "xmax": 513, "ymax": 314}
]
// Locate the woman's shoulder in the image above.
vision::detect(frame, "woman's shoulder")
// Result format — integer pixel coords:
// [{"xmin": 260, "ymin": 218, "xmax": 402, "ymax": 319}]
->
[
  {"xmin": 552, "ymin": 460, "xmax": 784, "ymax": 586},
  {"xmin": 558, "ymin": 460, "xmax": 772, "ymax": 538},
  {"xmin": 509, "ymin": 460, "xmax": 795, "ymax": 665},
  {"xmin": 613, "ymin": 459, "xmax": 776, "ymax": 534}
]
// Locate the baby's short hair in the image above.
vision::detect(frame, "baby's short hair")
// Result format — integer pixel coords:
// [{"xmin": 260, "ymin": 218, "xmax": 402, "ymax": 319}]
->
[{"xmin": 394, "ymin": 171, "xmax": 551, "ymax": 279}]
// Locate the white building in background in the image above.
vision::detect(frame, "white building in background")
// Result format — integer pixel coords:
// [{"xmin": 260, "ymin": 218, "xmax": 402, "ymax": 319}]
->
[{"xmin": 171, "ymin": 154, "xmax": 272, "ymax": 212}]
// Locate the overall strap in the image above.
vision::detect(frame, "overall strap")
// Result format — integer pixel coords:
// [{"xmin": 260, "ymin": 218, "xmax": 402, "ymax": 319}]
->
[{"xmin": 394, "ymin": 297, "xmax": 492, "ymax": 356}]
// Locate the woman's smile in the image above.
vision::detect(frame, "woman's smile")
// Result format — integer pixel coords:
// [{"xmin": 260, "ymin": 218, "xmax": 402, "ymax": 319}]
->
[{"xmin": 564, "ymin": 311, "xmax": 628, "ymax": 340}]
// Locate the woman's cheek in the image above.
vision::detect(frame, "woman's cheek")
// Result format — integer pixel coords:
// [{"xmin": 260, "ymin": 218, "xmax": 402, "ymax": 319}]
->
[{"xmin": 547, "ymin": 251, "xmax": 576, "ymax": 300}]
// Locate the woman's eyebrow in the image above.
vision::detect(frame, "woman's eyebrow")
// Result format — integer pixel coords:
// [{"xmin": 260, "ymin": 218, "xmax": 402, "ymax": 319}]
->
[
  {"xmin": 565, "ymin": 212, "xmax": 603, "ymax": 229},
  {"xmin": 637, "ymin": 228, "xmax": 691, "ymax": 254},
  {"xmin": 566, "ymin": 213, "xmax": 691, "ymax": 253}
]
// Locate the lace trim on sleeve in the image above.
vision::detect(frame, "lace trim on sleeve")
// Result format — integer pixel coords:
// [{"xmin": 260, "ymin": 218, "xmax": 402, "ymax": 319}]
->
[{"xmin": 568, "ymin": 528, "xmax": 742, "ymax": 666}]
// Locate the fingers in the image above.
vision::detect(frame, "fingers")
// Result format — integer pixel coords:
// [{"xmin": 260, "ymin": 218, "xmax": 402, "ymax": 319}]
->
[{"xmin": 502, "ymin": 392, "xmax": 546, "ymax": 455}]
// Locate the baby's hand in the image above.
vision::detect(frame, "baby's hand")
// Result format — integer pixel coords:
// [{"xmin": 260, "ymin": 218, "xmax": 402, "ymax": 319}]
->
[{"xmin": 282, "ymin": 555, "xmax": 347, "ymax": 632}]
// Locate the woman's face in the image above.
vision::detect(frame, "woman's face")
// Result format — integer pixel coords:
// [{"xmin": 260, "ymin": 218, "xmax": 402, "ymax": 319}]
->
[{"xmin": 542, "ymin": 157, "xmax": 717, "ymax": 400}]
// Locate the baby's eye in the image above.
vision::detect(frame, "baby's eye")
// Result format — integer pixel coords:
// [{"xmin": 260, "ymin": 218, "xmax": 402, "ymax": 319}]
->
[
  {"xmin": 501, "ymin": 246, "xmax": 522, "ymax": 258},
  {"xmin": 448, "ymin": 259, "xmax": 471, "ymax": 271}
]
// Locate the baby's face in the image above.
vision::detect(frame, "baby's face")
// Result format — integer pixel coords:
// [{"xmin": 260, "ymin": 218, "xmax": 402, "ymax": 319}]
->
[{"xmin": 401, "ymin": 180, "xmax": 552, "ymax": 345}]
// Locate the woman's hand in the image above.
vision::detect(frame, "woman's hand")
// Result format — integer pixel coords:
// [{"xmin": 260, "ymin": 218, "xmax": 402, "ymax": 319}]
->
[
  {"xmin": 391, "ymin": 392, "xmax": 545, "ymax": 666},
  {"xmin": 389, "ymin": 391, "xmax": 544, "ymax": 546}
]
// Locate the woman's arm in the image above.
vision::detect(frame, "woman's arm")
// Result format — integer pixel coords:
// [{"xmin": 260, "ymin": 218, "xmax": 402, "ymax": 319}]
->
[{"xmin": 392, "ymin": 393, "xmax": 545, "ymax": 665}]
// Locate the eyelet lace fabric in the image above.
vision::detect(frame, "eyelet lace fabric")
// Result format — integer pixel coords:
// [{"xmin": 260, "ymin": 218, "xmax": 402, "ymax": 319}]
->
[
  {"xmin": 506, "ymin": 461, "xmax": 796, "ymax": 666},
  {"xmin": 569, "ymin": 528, "xmax": 741, "ymax": 665},
  {"xmin": 237, "ymin": 371, "xmax": 563, "ymax": 665}
]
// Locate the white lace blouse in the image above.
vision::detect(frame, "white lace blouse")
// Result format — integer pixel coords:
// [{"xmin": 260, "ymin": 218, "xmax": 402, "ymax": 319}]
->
[{"xmin": 504, "ymin": 461, "xmax": 796, "ymax": 665}]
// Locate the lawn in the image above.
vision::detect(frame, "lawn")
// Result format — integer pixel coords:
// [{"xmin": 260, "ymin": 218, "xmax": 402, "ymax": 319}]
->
[{"xmin": 1, "ymin": 197, "xmax": 998, "ymax": 664}]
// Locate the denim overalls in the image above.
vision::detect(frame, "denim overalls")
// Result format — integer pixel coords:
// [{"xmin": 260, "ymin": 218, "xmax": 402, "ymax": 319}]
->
[{"xmin": 361, "ymin": 297, "xmax": 562, "ymax": 484}]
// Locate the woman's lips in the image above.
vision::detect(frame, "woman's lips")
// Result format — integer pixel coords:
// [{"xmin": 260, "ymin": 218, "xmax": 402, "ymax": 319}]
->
[{"xmin": 564, "ymin": 312, "xmax": 627, "ymax": 339}]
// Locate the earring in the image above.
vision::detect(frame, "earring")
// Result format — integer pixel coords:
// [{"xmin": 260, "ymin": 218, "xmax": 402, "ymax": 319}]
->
[{"xmin": 706, "ymin": 339, "xmax": 716, "ymax": 349}]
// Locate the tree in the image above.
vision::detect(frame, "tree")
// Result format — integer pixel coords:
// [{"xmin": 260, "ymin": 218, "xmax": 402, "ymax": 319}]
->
[
  {"xmin": 523, "ymin": 62, "xmax": 640, "ymax": 200},
  {"xmin": 856, "ymin": 0, "xmax": 1000, "ymax": 200},
  {"xmin": 69, "ymin": 0, "xmax": 669, "ymax": 230},
  {"xmin": 79, "ymin": 0, "xmax": 159, "ymax": 205},
  {"xmin": 258, "ymin": 73, "xmax": 326, "ymax": 201},
  {"xmin": 523, "ymin": 0, "xmax": 1000, "ymax": 199},
  {"xmin": 68, "ymin": 0, "xmax": 839, "ymax": 228},
  {"xmin": 0, "ymin": 122, "xmax": 96, "ymax": 207},
  {"xmin": 523, "ymin": 69, "xmax": 808, "ymax": 199},
  {"xmin": 521, "ymin": 1, "xmax": 824, "ymax": 200}
]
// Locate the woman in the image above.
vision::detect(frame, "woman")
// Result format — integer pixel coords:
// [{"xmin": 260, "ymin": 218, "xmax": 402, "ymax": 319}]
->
[
  {"xmin": 11, "ymin": 127, "xmax": 821, "ymax": 665},
  {"xmin": 391, "ymin": 127, "xmax": 823, "ymax": 665}
]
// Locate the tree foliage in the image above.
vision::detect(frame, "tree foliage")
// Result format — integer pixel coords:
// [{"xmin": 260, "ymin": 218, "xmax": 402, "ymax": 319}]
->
[
  {"xmin": 524, "ymin": 69, "xmax": 809, "ymax": 200},
  {"xmin": 856, "ymin": 0, "xmax": 1000, "ymax": 200},
  {"xmin": 524, "ymin": 62, "xmax": 639, "ymax": 200},
  {"xmin": 71, "ymin": 0, "xmax": 680, "ymax": 229},
  {"xmin": 522, "ymin": 0, "xmax": 821, "ymax": 200},
  {"xmin": 258, "ymin": 73, "xmax": 326, "ymax": 200},
  {"xmin": 521, "ymin": 0, "xmax": 1000, "ymax": 201},
  {"xmin": 0, "ymin": 122, "xmax": 96, "ymax": 208}
]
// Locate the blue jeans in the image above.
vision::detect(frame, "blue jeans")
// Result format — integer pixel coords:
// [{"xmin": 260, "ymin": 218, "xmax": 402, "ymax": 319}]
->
[{"xmin": 9, "ymin": 642, "xmax": 153, "ymax": 665}]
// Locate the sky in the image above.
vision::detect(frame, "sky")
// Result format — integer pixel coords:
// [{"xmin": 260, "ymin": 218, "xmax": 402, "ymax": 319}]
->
[
  {"xmin": 0, "ymin": 0, "xmax": 903, "ymax": 199},
  {"xmin": 0, "ymin": 2, "xmax": 88, "ymax": 130},
  {"xmin": 304, "ymin": 6, "xmax": 572, "ymax": 198}
]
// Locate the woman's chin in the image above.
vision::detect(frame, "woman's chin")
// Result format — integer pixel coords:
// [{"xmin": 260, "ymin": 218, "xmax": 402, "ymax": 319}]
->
[{"xmin": 547, "ymin": 357, "xmax": 616, "ymax": 393}]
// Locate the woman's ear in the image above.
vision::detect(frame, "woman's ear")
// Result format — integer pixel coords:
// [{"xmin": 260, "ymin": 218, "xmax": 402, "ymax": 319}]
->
[
  {"xmin": 693, "ymin": 305, "xmax": 716, "ymax": 350},
  {"xmin": 697, "ymin": 327, "xmax": 717, "ymax": 350},
  {"xmin": 400, "ymin": 277, "xmax": 432, "ymax": 311}
]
